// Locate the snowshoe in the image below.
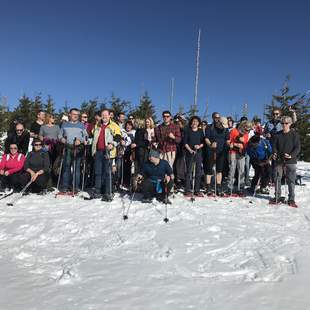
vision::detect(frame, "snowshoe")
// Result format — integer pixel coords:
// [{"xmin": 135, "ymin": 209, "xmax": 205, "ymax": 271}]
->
[
  {"xmin": 101, "ymin": 194, "xmax": 113, "ymax": 202},
  {"xmin": 288, "ymin": 200, "xmax": 298, "ymax": 208},
  {"xmin": 269, "ymin": 197, "xmax": 286, "ymax": 205},
  {"xmin": 142, "ymin": 197, "xmax": 152, "ymax": 204},
  {"xmin": 194, "ymin": 192, "xmax": 204, "ymax": 198}
]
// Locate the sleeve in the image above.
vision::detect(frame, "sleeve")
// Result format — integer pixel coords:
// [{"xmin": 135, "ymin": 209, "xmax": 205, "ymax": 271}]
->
[
  {"xmin": 42, "ymin": 152, "xmax": 51, "ymax": 173},
  {"xmin": 183, "ymin": 129, "xmax": 189, "ymax": 145},
  {"xmin": 39, "ymin": 126, "xmax": 44, "ymax": 137},
  {"xmin": 21, "ymin": 132, "xmax": 30, "ymax": 155},
  {"xmin": 290, "ymin": 132, "xmax": 301, "ymax": 159},
  {"xmin": 7, "ymin": 154, "xmax": 25, "ymax": 175},
  {"xmin": 272, "ymin": 135, "xmax": 278, "ymax": 154},
  {"xmin": 58, "ymin": 126, "xmax": 64, "ymax": 140},
  {"xmin": 200, "ymin": 130, "xmax": 205, "ymax": 144},
  {"xmin": 0, "ymin": 155, "xmax": 6, "ymax": 170},
  {"xmin": 82, "ymin": 127, "xmax": 89, "ymax": 141},
  {"xmin": 165, "ymin": 161, "xmax": 173, "ymax": 176},
  {"xmin": 174, "ymin": 125, "xmax": 182, "ymax": 144},
  {"xmin": 112, "ymin": 124, "xmax": 122, "ymax": 143},
  {"xmin": 24, "ymin": 154, "xmax": 30, "ymax": 171},
  {"xmin": 154, "ymin": 126, "xmax": 162, "ymax": 144}
]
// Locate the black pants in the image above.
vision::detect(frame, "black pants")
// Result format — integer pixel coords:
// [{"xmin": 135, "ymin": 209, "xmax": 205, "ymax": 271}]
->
[
  {"xmin": 251, "ymin": 162, "xmax": 271, "ymax": 189},
  {"xmin": 185, "ymin": 152, "xmax": 202, "ymax": 193},
  {"xmin": 0, "ymin": 173, "xmax": 23, "ymax": 190},
  {"xmin": 19, "ymin": 172, "xmax": 49, "ymax": 193},
  {"xmin": 141, "ymin": 178, "xmax": 173, "ymax": 199}
]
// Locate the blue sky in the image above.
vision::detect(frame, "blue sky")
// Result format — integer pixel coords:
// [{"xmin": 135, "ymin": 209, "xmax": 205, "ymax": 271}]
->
[{"xmin": 0, "ymin": 0, "xmax": 309, "ymax": 121}]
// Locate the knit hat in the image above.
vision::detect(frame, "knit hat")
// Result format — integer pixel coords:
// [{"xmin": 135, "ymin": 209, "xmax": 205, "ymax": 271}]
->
[{"xmin": 149, "ymin": 149, "xmax": 160, "ymax": 159}]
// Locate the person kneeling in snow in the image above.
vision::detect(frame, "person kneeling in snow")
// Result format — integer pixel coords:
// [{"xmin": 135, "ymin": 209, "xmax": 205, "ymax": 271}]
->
[
  {"xmin": 247, "ymin": 135, "xmax": 272, "ymax": 194},
  {"xmin": 17, "ymin": 138, "xmax": 50, "ymax": 194},
  {"xmin": 136, "ymin": 149, "xmax": 174, "ymax": 204},
  {"xmin": 0, "ymin": 143, "xmax": 25, "ymax": 191}
]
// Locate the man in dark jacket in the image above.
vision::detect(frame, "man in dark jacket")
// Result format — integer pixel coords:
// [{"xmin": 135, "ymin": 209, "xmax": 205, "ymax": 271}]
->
[
  {"xmin": 137, "ymin": 149, "xmax": 174, "ymax": 203},
  {"xmin": 5, "ymin": 123, "xmax": 30, "ymax": 155},
  {"xmin": 271, "ymin": 116, "xmax": 300, "ymax": 207}
]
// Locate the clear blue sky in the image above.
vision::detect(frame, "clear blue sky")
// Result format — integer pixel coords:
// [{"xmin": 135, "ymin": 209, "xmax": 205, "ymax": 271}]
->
[{"xmin": 0, "ymin": 0, "xmax": 309, "ymax": 121}]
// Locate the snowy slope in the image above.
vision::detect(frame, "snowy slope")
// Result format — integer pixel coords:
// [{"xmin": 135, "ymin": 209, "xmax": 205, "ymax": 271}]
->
[{"xmin": 0, "ymin": 163, "xmax": 310, "ymax": 310}]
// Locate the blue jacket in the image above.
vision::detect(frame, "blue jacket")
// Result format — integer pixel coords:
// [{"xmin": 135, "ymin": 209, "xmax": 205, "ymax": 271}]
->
[{"xmin": 247, "ymin": 138, "xmax": 272, "ymax": 162}]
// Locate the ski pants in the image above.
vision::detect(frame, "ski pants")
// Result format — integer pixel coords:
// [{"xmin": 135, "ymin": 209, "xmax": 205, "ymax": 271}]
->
[
  {"xmin": 161, "ymin": 151, "xmax": 176, "ymax": 170},
  {"xmin": 94, "ymin": 150, "xmax": 112, "ymax": 195},
  {"xmin": 19, "ymin": 172, "xmax": 49, "ymax": 193},
  {"xmin": 0, "ymin": 173, "xmax": 22, "ymax": 190},
  {"xmin": 228, "ymin": 153, "xmax": 245, "ymax": 191},
  {"xmin": 275, "ymin": 163, "xmax": 296, "ymax": 201},
  {"xmin": 141, "ymin": 178, "xmax": 173, "ymax": 199},
  {"xmin": 62, "ymin": 149, "xmax": 82, "ymax": 190},
  {"xmin": 251, "ymin": 162, "xmax": 271, "ymax": 189},
  {"xmin": 185, "ymin": 151, "xmax": 202, "ymax": 193}
]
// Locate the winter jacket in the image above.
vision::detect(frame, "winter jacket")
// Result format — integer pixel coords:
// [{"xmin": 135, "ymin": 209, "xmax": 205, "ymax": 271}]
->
[
  {"xmin": 155, "ymin": 122, "xmax": 181, "ymax": 153},
  {"xmin": 5, "ymin": 131, "xmax": 30, "ymax": 155},
  {"xmin": 229, "ymin": 127, "xmax": 249, "ymax": 155},
  {"xmin": 272, "ymin": 130, "xmax": 300, "ymax": 164},
  {"xmin": 0, "ymin": 153, "xmax": 25, "ymax": 175},
  {"xmin": 247, "ymin": 138, "xmax": 272, "ymax": 163},
  {"xmin": 143, "ymin": 159, "xmax": 173, "ymax": 180},
  {"xmin": 264, "ymin": 120, "xmax": 282, "ymax": 141},
  {"xmin": 205, "ymin": 126, "xmax": 230, "ymax": 154},
  {"xmin": 91, "ymin": 120, "xmax": 121, "ymax": 158},
  {"xmin": 24, "ymin": 150, "xmax": 50, "ymax": 173}
]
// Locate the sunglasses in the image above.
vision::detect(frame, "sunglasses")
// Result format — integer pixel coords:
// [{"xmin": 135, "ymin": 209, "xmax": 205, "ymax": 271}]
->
[
  {"xmin": 16, "ymin": 129, "xmax": 23, "ymax": 132},
  {"xmin": 34, "ymin": 143, "xmax": 42, "ymax": 146},
  {"xmin": 129, "ymin": 117, "xmax": 134, "ymax": 120},
  {"xmin": 163, "ymin": 115, "xmax": 171, "ymax": 118},
  {"xmin": 281, "ymin": 122, "xmax": 290, "ymax": 125},
  {"xmin": 273, "ymin": 113, "xmax": 280, "ymax": 116}
]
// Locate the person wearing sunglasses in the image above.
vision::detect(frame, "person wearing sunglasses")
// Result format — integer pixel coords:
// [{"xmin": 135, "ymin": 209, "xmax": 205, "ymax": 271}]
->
[
  {"xmin": 155, "ymin": 110, "xmax": 181, "ymax": 169},
  {"xmin": 227, "ymin": 120, "xmax": 252, "ymax": 196},
  {"xmin": 58, "ymin": 108, "xmax": 89, "ymax": 192},
  {"xmin": 17, "ymin": 138, "xmax": 50, "ymax": 193},
  {"xmin": 0, "ymin": 144, "xmax": 25, "ymax": 192},
  {"xmin": 271, "ymin": 116, "xmax": 300, "ymax": 207},
  {"xmin": 5, "ymin": 122, "xmax": 30, "ymax": 155}
]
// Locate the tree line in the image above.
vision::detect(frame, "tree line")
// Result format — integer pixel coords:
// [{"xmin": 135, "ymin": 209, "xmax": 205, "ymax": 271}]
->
[{"xmin": 0, "ymin": 77, "xmax": 309, "ymax": 160}]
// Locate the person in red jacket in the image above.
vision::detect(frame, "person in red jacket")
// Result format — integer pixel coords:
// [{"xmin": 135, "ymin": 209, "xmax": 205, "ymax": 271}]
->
[
  {"xmin": 0, "ymin": 143, "xmax": 25, "ymax": 191},
  {"xmin": 227, "ymin": 120, "xmax": 252, "ymax": 195}
]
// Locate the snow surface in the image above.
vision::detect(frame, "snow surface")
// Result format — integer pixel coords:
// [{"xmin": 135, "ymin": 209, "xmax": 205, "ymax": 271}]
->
[{"xmin": 1, "ymin": 163, "xmax": 310, "ymax": 310}]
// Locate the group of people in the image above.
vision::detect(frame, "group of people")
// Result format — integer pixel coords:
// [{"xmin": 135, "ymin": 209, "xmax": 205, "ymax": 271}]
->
[{"xmin": 0, "ymin": 106, "xmax": 301, "ymax": 207}]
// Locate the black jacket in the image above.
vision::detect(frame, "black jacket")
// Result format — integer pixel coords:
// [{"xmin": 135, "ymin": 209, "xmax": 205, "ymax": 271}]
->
[
  {"xmin": 272, "ymin": 130, "xmax": 300, "ymax": 164},
  {"xmin": 5, "ymin": 131, "xmax": 30, "ymax": 155},
  {"xmin": 24, "ymin": 150, "xmax": 50, "ymax": 173}
]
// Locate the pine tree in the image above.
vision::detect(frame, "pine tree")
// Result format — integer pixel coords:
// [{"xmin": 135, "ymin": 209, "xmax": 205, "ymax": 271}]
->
[
  {"xmin": 265, "ymin": 76, "xmax": 310, "ymax": 161},
  {"xmin": 31, "ymin": 93, "xmax": 43, "ymax": 120},
  {"xmin": 131, "ymin": 92, "xmax": 156, "ymax": 121},
  {"xmin": 109, "ymin": 93, "xmax": 130, "ymax": 117},
  {"xmin": 45, "ymin": 95, "xmax": 55, "ymax": 115},
  {"xmin": 11, "ymin": 95, "xmax": 33, "ymax": 129},
  {"xmin": 188, "ymin": 104, "xmax": 198, "ymax": 118},
  {"xmin": 0, "ymin": 96, "xmax": 9, "ymax": 134},
  {"xmin": 80, "ymin": 98, "xmax": 98, "ymax": 121}
]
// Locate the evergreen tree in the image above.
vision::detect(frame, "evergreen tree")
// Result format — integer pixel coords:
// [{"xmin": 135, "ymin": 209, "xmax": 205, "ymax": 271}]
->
[
  {"xmin": 31, "ymin": 93, "xmax": 43, "ymax": 120},
  {"xmin": 45, "ymin": 95, "xmax": 55, "ymax": 115},
  {"xmin": 11, "ymin": 95, "xmax": 33, "ymax": 129},
  {"xmin": 131, "ymin": 92, "xmax": 156, "ymax": 121},
  {"xmin": 187, "ymin": 104, "xmax": 198, "ymax": 118},
  {"xmin": 109, "ymin": 94, "xmax": 130, "ymax": 117},
  {"xmin": 80, "ymin": 98, "xmax": 98, "ymax": 121},
  {"xmin": 0, "ymin": 96, "xmax": 9, "ymax": 134},
  {"xmin": 265, "ymin": 76, "xmax": 310, "ymax": 161}
]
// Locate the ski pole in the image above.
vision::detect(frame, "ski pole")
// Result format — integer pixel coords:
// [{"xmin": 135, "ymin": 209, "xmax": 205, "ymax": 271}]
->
[
  {"xmin": 191, "ymin": 152, "xmax": 196, "ymax": 203},
  {"xmin": 56, "ymin": 136, "xmax": 67, "ymax": 194},
  {"xmin": 7, "ymin": 180, "xmax": 33, "ymax": 206},
  {"xmin": 107, "ymin": 147, "xmax": 113, "ymax": 200},
  {"xmin": 72, "ymin": 138, "xmax": 77, "ymax": 197},
  {"xmin": 123, "ymin": 188, "xmax": 136, "ymax": 220},
  {"xmin": 81, "ymin": 137, "xmax": 88, "ymax": 192},
  {"xmin": 163, "ymin": 179, "xmax": 169, "ymax": 223},
  {"xmin": 213, "ymin": 150, "xmax": 217, "ymax": 199}
]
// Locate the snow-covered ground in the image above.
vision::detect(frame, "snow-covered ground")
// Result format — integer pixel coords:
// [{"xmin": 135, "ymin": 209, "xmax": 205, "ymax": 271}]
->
[{"xmin": 1, "ymin": 163, "xmax": 310, "ymax": 310}]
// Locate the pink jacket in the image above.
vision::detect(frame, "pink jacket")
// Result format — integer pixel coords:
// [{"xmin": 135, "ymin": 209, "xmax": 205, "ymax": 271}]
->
[{"xmin": 0, "ymin": 153, "xmax": 25, "ymax": 175}]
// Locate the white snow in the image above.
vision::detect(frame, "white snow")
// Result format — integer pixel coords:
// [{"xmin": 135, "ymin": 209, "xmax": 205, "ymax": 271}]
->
[{"xmin": 0, "ymin": 163, "xmax": 310, "ymax": 310}]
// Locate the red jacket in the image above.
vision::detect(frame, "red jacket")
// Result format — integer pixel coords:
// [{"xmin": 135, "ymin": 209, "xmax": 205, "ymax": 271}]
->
[
  {"xmin": 155, "ymin": 122, "xmax": 181, "ymax": 153},
  {"xmin": 0, "ymin": 153, "xmax": 25, "ymax": 175},
  {"xmin": 229, "ymin": 128, "xmax": 249, "ymax": 155}
]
